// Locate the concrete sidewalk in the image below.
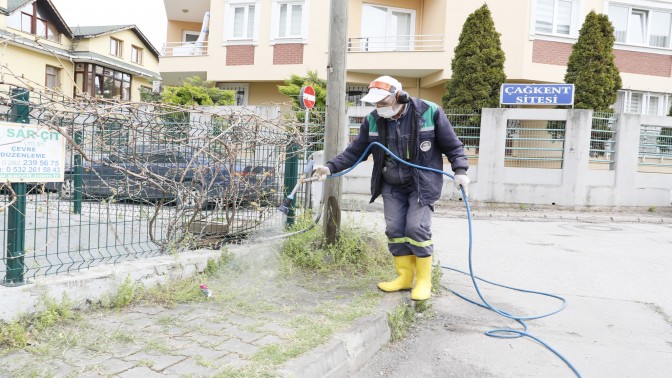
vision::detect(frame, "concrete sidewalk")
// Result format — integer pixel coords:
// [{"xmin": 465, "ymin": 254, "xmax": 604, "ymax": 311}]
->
[{"xmin": 0, "ymin": 199, "xmax": 670, "ymax": 377}]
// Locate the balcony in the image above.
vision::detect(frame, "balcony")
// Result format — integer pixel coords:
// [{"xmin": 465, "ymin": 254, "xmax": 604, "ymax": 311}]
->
[
  {"xmin": 347, "ymin": 34, "xmax": 444, "ymax": 52},
  {"xmin": 347, "ymin": 34, "xmax": 447, "ymax": 79},
  {"xmin": 161, "ymin": 41, "xmax": 208, "ymax": 57}
]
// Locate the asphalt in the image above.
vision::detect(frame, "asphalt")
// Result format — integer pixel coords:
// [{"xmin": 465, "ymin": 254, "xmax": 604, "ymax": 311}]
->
[{"xmin": 0, "ymin": 196, "xmax": 670, "ymax": 378}]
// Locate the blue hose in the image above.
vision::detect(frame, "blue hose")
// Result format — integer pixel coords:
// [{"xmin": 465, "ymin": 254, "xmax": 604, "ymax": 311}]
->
[{"xmin": 328, "ymin": 141, "xmax": 582, "ymax": 378}]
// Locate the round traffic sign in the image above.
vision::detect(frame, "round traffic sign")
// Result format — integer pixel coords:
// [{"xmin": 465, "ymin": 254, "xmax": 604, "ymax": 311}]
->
[{"xmin": 299, "ymin": 85, "xmax": 316, "ymax": 110}]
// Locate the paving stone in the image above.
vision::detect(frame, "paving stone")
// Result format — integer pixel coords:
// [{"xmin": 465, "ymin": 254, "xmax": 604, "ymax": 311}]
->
[
  {"xmin": 117, "ymin": 366, "xmax": 167, "ymax": 377},
  {"xmin": 161, "ymin": 357, "xmax": 222, "ymax": 376},
  {"xmin": 219, "ymin": 338, "xmax": 260, "ymax": 356},
  {"xmin": 85, "ymin": 358, "xmax": 137, "ymax": 375},
  {"xmin": 216, "ymin": 353, "xmax": 250, "ymax": 370},
  {"xmin": 253, "ymin": 334, "xmax": 283, "ymax": 346},
  {"xmin": 177, "ymin": 344, "xmax": 229, "ymax": 361},
  {"xmin": 123, "ymin": 351, "xmax": 186, "ymax": 371},
  {"xmin": 256, "ymin": 322, "xmax": 295, "ymax": 337}
]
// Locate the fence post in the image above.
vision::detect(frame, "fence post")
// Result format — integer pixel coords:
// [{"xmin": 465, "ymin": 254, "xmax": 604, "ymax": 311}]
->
[
  {"xmin": 283, "ymin": 141, "xmax": 299, "ymax": 226},
  {"xmin": 3, "ymin": 87, "xmax": 29, "ymax": 286},
  {"xmin": 73, "ymin": 130, "xmax": 83, "ymax": 214}
]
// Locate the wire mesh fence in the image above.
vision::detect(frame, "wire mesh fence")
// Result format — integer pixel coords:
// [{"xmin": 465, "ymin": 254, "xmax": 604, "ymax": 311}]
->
[
  {"xmin": 638, "ymin": 123, "xmax": 672, "ymax": 173},
  {"xmin": 445, "ymin": 108, "xmax": 481, "ymax": 160},
  {"xmin": 590, "ymin": 112, "xmax": 617, "ymax": 170},
  {"xmin": 0, "ymin": 84, "xmax": 312, "ymax": 283},
  {"xmin": 505, "ymin": 119, "xmax": 565, "ymax": 168}
]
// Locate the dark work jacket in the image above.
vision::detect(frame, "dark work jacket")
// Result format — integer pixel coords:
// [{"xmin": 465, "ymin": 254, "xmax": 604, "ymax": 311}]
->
[{"xmin": 325, "ymin": 97, "xmax": 469, "ymax": 206}]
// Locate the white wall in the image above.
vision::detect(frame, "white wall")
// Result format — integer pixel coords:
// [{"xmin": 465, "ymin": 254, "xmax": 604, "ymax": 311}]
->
[{"xmin": 315, "ymin": 108, "xmax": 672, "ymax": 208}]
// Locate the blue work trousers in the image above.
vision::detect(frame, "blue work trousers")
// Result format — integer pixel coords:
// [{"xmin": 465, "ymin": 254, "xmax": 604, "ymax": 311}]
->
[{"xmin": 381, "ymin": 182, "xmax": 434, "ymax": 258}]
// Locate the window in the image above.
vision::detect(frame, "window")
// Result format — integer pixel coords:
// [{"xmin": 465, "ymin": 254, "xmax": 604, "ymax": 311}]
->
[
  {"xmin": 110, "ymin": 38, "xmax": 123, "ymax": 57},
  {"xmin": 216, "ymin": 83, "xmax": 249, "ymax": 106},
  {"xmin": 75, "ymin": 63, "xmax": 131, "ymax": 100},
  {"xmin": 45, "ymin": 65, "xmax": 60, "ymax": 89},
  {"xmin": 615, "ymin": 90, "xmax": 670, "ymax": 116},
  {"xmin": 131, "ymin": 46, "xmax": 143, "ymax": 64},
  {"xmin": 534, "ymin": 0, "xmax": 580, "ymax": 36},
  {"xmin": 608, "ymin": 4, "xmax": 672, "ymax": 48},
  {"xmin": 225, "ymin": 1, "xmax": 260, "ymax": 43},
  {"xmin": 183, "ymin": 31, "xmax": 200, "ymax": 43},
  {"xmin": 360, "ymin": 4, "xmax": 416, "ymax": 51},
  {"xmin": 7, "ymin": 2, "xmax": 60, "ymax": 42},
  {"xmin": 278, "ymin": 2, "xmax": 302, "ymax": 37},
  {"xmin": 271, "ymin": 0, "xmax": 308, "ymax": 41}
]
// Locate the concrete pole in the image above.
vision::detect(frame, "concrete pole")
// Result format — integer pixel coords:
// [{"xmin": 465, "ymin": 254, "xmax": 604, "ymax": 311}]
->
[{"xmin": 323, "ymin": 0, "xmax": 348, "ymax": 245}]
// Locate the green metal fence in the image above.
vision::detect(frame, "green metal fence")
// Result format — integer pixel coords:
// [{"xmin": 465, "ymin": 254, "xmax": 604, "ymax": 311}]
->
[
  {"xmin": 445, "ymin": 108, "xmax": 481, "ymax": 159},
  {"xmin": 590, "ymin": 112, "xmax": 617, "ymax": 169},
  {"xmin": 638, "ymin": 123, "xmax": 672, "ymax": 173},
  {"xmin": 0, "ymin": 87, "xmax": 309, "ymax": 284}
]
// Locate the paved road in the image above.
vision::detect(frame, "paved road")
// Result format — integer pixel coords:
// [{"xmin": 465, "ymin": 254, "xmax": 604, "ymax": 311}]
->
[{"xmin": 351, "ymin": 213, "xmax": 672, "ymax": 378}]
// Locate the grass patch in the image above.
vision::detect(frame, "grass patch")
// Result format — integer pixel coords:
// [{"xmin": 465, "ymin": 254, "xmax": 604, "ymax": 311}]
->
[
  {"xmin": 281, "ymin": 214, "xmax": 390, "ymax": 279},
  {"xmin": 0, "ymin": 293, "xmax": 77, "ymax": 352}
]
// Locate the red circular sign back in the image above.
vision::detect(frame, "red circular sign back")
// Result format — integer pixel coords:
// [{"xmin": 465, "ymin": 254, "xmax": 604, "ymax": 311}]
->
[{"xmin": 300, "ymin": 85, "xmax": 316, "ymax": 110}]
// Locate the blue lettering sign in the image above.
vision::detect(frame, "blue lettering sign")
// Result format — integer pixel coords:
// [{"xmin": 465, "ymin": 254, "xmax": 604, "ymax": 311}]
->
[{"xmin": 500, "ymin": 84, "xmax": 575, "ymax": 106}]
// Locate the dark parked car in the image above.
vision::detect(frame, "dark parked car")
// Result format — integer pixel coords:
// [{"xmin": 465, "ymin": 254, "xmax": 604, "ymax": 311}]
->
[
  {"xmin": 238, "ymin": 165, "xmax": 279, "ymax": 204},
  {"xmin": 53, "ymin": 147, "xmax": 238, "ymax": 208}
]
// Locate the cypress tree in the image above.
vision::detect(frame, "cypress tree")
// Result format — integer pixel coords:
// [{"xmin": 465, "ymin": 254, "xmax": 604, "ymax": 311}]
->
[
  {"xmin": 563, "ymin": 11, "xmax": 622, "ymax": 153},
  {"xmin": 442, "ymin": 4, "xmax": 506, "ymax": 110},
  {"xmin": 565, "ymin": 11, "xmax": 622, "ymax": 110}
]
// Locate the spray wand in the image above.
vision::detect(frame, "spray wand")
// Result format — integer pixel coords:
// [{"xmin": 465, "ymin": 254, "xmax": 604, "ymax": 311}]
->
[{"xmin": 278, "ymin": 160, "xmax": 316, "ymax": 214}]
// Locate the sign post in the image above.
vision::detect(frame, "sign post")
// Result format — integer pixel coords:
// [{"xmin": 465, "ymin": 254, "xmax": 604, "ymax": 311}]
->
[
  {"xmin": 298, "ymin": 85, "xmax": 316, "ymax": 211},
  {"xmin": 4, "ymin": 88, "xmax": 29, "ymax": 286}
]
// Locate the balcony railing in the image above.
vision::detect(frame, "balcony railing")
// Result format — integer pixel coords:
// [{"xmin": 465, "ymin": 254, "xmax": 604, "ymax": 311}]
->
[
  {"xmin": 347, "ymin": 34, "xmax": 444, "ymax": 52},
  {"xmin": 161, "ymin": 42, "xmax": 209, "ymax": 57}
]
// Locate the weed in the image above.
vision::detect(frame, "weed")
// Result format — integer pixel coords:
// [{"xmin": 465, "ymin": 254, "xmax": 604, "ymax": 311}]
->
[
  {"xmin": 105, "ymin": 275, "xmax": 138, "ymax": 309},
  {"xmin": 388, "ymin": 302, "xmax": 417, "ymax": 341},
  {"xmin": 648, "ymin": 206, "xmax": 656, "ymax": 213},
  {"xmin": 0, "ymin": 293, "xmax": 77, "ymax": 351},
  {"xmin": 281, "ymin": 214, "xmax": 389, "ymax": 277},
  {"xmin": 431, "ymin": 261, "xmax": 444, "ymax": 295},
  {"xmin": 0, "ymin": 321, "xmax": 27, "ymax": 350}
]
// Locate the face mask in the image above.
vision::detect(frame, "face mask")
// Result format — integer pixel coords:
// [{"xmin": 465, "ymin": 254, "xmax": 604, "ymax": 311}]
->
[{"xmin": 377, "ymin": 105, "xmax": 397, "ymax": 118}]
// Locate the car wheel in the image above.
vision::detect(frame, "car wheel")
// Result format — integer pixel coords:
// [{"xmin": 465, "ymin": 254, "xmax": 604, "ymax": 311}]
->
[
  {"xmin": 176, "ymin": 182, "xmax": 206, "ymax": 209},
  {"xmin": 58, "ymin": 178, "xmax": 75, "ymax": 200}
]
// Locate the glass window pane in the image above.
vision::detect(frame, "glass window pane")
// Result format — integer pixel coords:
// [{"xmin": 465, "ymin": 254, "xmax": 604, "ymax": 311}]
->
[
  {"xmin": 362, "ymin": 5, "xmax": 392, "ymax": 51},
  {"xmin": 648, "ymin": 96, "xmax": 660, "ymax": 115},
  {"xmin": 247, "ymin": 5, "xmax": 255, "ymax": 38},
  {"xmin": 556, "ymin": 0, "xmax": 572, "ymax": 34},
  {"xmin": 279, "ymin": 4, "xmax": 287, "ymax": 37},
  {"xmin": 290, "ymin": 4, "xmax": 302, "ymax": 36},
  {"xmin": 649, "ymin": 11, "xmax": 671, "ymax": 47},
  {"xmin": 609, "ymin": 5, "xmax": 628, "ymax": 42},
  {"xmin": 233, "ymin": 7, "xmax": 244, "ymax": 38},
  {"xmin": 535, "ymin": 0, "xmax": 554, "ymax": 33},
  {"xmin": 21, "ymin": 13, "xmax": 32, "ymax": 33},
  {"xmin": 629, "ymin": 10, "xmax": 647, "ymax": 44},
  {"xmin": 629, "ymin": 93, "xmax": 643, "ymax": 113},
  {"xmin": 391, "ymin": 11, "xmax": 411, "ymax": 50},
  {"xmin": 36, "ymin": 19, "xmax": 47, "ymax": 38}
]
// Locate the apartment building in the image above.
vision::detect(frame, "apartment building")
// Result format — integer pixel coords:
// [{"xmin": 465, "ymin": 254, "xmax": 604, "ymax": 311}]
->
[
  {"xmin": 159, "ymin": 0, "xmax": 672, "ymax": 115},
  {"xmin": 0, "ymin": 0, "xmax": 160, "ymax": 101}
]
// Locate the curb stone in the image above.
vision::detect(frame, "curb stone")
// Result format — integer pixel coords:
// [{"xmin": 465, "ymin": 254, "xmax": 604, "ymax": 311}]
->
[{"xmin": 277, "ymin": 294, "xmax": 404, "ymax": 378}]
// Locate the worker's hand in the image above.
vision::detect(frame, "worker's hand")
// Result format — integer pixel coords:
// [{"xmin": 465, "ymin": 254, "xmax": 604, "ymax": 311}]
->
[
  {"xmin": 312, "ymin": 164, "xmax": 331, "ymax": 182},
  {"xmin": 453, "ymin": 174, "xmax": 470, "ymax": 197}
]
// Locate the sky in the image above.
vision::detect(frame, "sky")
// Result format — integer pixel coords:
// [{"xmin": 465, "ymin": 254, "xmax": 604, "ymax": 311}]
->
[{"xmin": 50, "ymin": 0, "xmax": 168, "ymax": 51}]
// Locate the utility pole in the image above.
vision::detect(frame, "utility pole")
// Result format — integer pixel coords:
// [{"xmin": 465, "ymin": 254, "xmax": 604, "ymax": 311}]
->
[{"xmin": 323, "ymin": 0, "xmax": 348, "ymax": 245}]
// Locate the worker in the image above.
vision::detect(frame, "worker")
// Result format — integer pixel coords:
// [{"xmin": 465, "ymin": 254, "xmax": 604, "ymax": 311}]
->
[{"xmin": 312, "ymin": 76, "xmax": 469, "ymax": 301}]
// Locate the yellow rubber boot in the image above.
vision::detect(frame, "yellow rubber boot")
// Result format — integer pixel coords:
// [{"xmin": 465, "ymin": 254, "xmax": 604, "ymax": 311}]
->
[
  {"xmin": 411, "ymin": 256, "xmax": 433, "ymax": 301},
  {"xmin": 377, "ymin": 255, "xmax": 416, "ymax": 292}
]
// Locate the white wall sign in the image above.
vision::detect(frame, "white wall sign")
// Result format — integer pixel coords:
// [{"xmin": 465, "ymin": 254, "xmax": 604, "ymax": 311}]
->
[{"xmin": 0, "ymin": 122, "xmax": 66, "ymax": 182}]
